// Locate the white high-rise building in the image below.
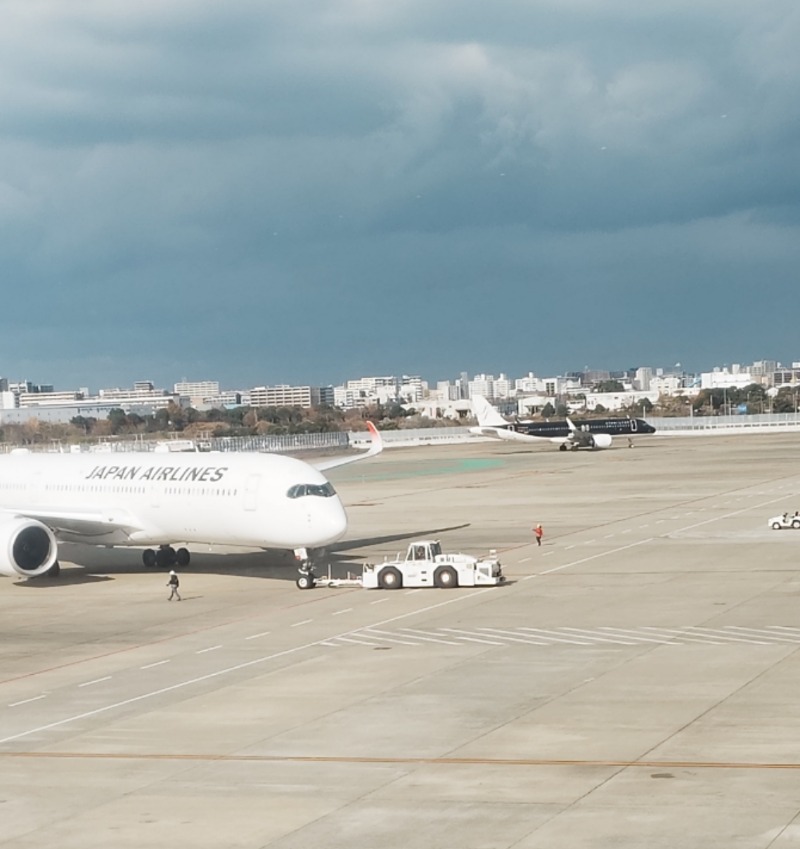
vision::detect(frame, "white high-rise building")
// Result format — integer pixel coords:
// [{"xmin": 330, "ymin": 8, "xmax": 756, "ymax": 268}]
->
[
  {"xmin": 174, "ymin": 380, "xmax": 220, "ymax": 398},
  {"xmin": 634, "ymin": 368, "xmax": 653, "ymax": 391},
  {"xmin": 249, "ymin": 385, "xmax": 321, "ymax": 407},
  {"xmin": 468, "ymin": 374, "xmax": 494, "ymax": 399}
]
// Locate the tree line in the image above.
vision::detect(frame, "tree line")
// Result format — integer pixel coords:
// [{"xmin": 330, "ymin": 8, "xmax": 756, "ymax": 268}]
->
[
  {"xmin": 1, "ymin": 385, "xmax": 798, "ymax": 446},
  {"xmin": 0, "ymin": 402, "xmax": 448, "ymax": 446}
]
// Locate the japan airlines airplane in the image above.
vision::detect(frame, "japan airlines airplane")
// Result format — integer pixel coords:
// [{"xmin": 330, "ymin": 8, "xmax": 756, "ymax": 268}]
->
[
  {"xmin": 470, "ymin": 395, "xmax": 656, "ymax": 450},
  {"xmin": 0, "ymin": 423, "xmax": 382, "ymax": 579}
]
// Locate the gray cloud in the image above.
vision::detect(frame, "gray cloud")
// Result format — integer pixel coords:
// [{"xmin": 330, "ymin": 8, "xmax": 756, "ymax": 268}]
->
[{"xmin": 1, "ymin": 0, "xmax": 798, "ymax": 388}]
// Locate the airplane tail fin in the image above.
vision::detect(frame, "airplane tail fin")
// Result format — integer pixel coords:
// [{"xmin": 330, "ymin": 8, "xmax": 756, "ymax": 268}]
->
[{"xmin": 472, "ymin": 395, "xmax": 509, "ymax": 428}]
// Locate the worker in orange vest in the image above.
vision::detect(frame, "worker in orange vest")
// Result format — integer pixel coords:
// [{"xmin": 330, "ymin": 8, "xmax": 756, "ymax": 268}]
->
[{"xmin": 533, "ymin": 524, "xmax": 544, "ymax": 547}]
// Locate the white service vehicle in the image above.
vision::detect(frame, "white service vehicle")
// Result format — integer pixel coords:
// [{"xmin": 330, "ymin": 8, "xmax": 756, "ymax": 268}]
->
[
  {"xmin": 296, "ymin": 540, "xmax": 505, "ymax": 590},
  {"xmin": 768, "ymin": 513, "xmax": 800, "ymax": 530},
  {"xmin": 363, "ymin": 540, "xmax": 504, "ymax": 589}
]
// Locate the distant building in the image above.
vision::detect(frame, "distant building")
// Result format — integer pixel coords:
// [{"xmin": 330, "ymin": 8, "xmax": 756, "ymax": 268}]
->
[
  {"xmin": 634, "ymin": 367, "xmax": 653, "ymax": 391},
  {"xmin": 700, "ymin": 369, "xmax": 754, "ymax": 390},
  {"xmin": 174, "ymin": 380, "xmax": 221, "ymax": 407},
  {"xmin": 399, "ymin": 375, "xmax": 426, "ymax": 403},
  {"xmin": 17, "ymin": 389, "xmax": 85, "ymax": 407},
  {"xmin": 772, "ymin": 365, "xmax": 800, "ymax": 387},
  {"xmin": 584, "ymin": 390, "xmax": 659, "ymax": 412},
  {"xmin": 650, "ymin": 374, "xmax": 685, "ymax": 396},
  {"xmin": 514, "ymin": 372, "xmax": 539, "ymax": 394},
  {"xmin": 468, "ymin": 374, "xmax": 495, "ymax": 399},
  {"xmin": 492, "ymin": 374, "xmax": 512, "ymax": 399},
  {"xmin": 333, "ymin": 376, "xmax": 401, "ymax": 408},
  {"xmin": 249, "ymin": 385, "xmax": 322, "ymax": 408}
]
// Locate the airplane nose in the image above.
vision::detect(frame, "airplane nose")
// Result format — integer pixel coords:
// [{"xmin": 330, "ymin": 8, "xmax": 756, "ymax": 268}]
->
[{"xmin": 310, "ymin": 500, "xmax": 348, "ymax": 546}]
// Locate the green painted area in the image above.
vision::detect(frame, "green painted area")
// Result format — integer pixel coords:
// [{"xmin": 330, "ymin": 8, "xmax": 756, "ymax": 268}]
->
[{"xmin": 331, "ymin": 457, "xmax": 505, "ymax": 482}]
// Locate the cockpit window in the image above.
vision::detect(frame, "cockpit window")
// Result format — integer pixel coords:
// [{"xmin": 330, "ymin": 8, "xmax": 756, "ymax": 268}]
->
[{"xmin": 286, "ymin": 482, "xmax": 337, "ymax": 499}]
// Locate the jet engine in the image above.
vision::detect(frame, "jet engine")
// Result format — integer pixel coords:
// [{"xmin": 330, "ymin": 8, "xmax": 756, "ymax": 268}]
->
[
  {"xmin": 588, "ymin": 433, "xmax": 613, "ymax": 449},
  {"xmin": 0, "ymin": 517, "xmax": 59, "ymax": 577}
]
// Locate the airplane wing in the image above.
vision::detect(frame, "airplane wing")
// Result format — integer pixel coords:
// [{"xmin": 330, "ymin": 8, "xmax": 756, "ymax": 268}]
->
[
  {"xmin": 313, "ymin": 421, "xmax": 383, "ymax": 471},
  {"xmin": 0, "ymin": 507, "xmax": 144, "ymax": 540}
]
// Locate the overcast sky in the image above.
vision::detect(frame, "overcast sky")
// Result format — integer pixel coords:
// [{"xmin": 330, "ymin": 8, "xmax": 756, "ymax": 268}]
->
[{"xmin": 1, "ymin": 1, "xmax": 799, "ymax": 391}]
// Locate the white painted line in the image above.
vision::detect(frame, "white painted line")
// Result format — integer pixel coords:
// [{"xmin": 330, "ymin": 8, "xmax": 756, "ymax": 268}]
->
[
  {"xmin": 405, "ymin": 589, "xmax": 424, "ymax": 595},
  {"xmin": 621, "ymin": 528, "xmax": 632, "ymax": 534},
  {"xmin": 519, "ymin": 557, "xmax": 531, "ymax": 563},
  {"xmin": 360, "ymin": 630, "xmax": 418, "ymax": 646},
  {"xmin": 140, "ymin": 660, "xmax": 170, "ymax": 669},
  {"xmin": 245, "ymin": 631, "xmax": 271, "ymax": 641},
  {"xmin": 564, "ymin": 545, "xmax": 575, "ymax": 550},
  {"xmin": 584, "ymin": 539, "xmax": 596, "ymax": 545},
  {"xmin": 331, "ymin": 635, "xmax": 384, "ymax": 646},
  {"xmin": 478, "ymin": 628, "xmax": 551, "ymax": 645},
  {"xmin": 543, "ymin": 551, "xmax": 554, "ymax": 556},
  {"xmin": 440, "ymin": 628, "xmax": 505, "ymax": 645},
  {"xmin": 686, "ymin": 627, "xmax": 770, "ymax": 645},
  {"xmin": 332, "ymin": 608, "xmax": 353, "ymax": 616},
  {"xmin": 9, "ymin": 695, "xmax": 47, "ymax": 707},
  {"xmin": 560, "ymin": 627, "xmax": 636, "ymax": 645},
  {"xmin": 726, "ymin": 626, "xmax": 800, "ymax": 643},
  {"xmin": 0, "ymin": 588, "xmax": 496, "ymax": 746},
  {"xmin": 523, "ymin": 575, "xmax": 536, "ymax": 580},
  {"xmin": 79, "ymin": 677, "xmax": 111, "ymax": 688},
  {"xmin": 516, "ymin": 627, "xmax": 594, "ymax": 646},
  {"xmin": 196, "ymin": 645, "xmax": 222, "ymax": 654},
  {"xmin": 639, "ymin": 627, "xmax": 723, "ymax": 645},
  {"xmin": 539, "ymin": 537, "xmax": 654, "ymax": 576},
  {"xmin": 370, "ymin": 598, "xmax": 389, "ymax": 604},
  {"xmin": 604, "ymin": 534, "xmax": 615, "ymax": 538},
  {"xmin": 397, "ymin": 628, "xmax": 461, "ymax": 646},
  {"xmin": 598, "ymin": 627, "xmax": 673, "ymax": 644},
  {"xmin": 291, "ymin": 619, "xmax": 313, "ymax": 627}
]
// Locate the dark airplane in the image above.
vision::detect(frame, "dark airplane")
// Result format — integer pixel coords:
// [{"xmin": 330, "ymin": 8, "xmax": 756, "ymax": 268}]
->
[{"xmin": 470, "ymin": 395, "xmax": 656, "ymax": 450}]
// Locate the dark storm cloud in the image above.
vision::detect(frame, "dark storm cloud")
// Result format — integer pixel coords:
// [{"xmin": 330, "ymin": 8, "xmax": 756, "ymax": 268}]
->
[{"xmin": 0, "ymin": 0, "xmax": 798, "ymax": 387}]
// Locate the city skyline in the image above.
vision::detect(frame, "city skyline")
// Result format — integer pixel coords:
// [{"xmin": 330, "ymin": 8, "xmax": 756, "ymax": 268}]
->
[
  {"xmin": 1, "ymin": 3, "xmax": 799, "ymax": 388},
  {"xmin": 3, "ymin": 356, "xmax": 795, "ymax": 400}
]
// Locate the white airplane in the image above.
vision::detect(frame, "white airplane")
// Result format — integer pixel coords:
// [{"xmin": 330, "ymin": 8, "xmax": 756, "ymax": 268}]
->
[{"xmin": 0, "ymin": 423, "xmax": 382, "ymax": 579}]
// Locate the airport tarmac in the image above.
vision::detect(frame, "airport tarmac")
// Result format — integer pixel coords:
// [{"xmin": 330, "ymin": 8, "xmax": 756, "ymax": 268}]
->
[{"xmin": 2, "ymin": 433, "xmax": 800, "ymax": 848}]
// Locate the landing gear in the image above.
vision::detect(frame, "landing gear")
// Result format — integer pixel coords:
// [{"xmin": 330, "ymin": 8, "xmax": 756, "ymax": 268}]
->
[
  {"xmin": 45, "ymin": 560, "xmax": 60, "ymax": 578},
  {"xmin": 156, "ymin": 546, "xmax": 175, "ymax": 569},
  {"xmin": 296, "ymin": 565, "xmax": 316, "ymax": 590},
  {"xmin": 142, "ymin": 546, "xmax": 191, "ymax": 569}
]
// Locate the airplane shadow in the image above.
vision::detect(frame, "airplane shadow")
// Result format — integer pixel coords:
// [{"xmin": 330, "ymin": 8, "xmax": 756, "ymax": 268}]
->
[
  {"xmin": 14, "ymin": 573, "xmax": 114, "ymax": 588},
  {"xmin": 45, "ymin": 524, "xmax": 473, "ymax": 585},
  {"xmin": 328, "ymin": 523, "xmax": 471, "ymax": 553}
]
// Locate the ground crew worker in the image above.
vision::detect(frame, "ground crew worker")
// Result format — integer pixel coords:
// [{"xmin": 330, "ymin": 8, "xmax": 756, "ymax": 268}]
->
[
  {"xmin": 167, "ymin": 570, "xmax": 181, "ymax": 601},
  {"xmin": 533, "ymin": 524, "xmax": 544, "ymax": 547}
]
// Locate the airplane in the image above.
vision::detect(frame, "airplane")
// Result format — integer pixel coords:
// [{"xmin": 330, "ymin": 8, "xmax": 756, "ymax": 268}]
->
[
  {"xmin": 0, "ymin": 423, "xmax": 382, "ymax": 580},
  {"xmin": 470, "ymin": 395, "xmax": 656, "ymax": 451}
]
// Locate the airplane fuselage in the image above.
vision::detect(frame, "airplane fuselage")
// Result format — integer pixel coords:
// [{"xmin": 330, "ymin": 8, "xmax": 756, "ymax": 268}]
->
[
  {"xmin": 508, "ymin": 417, "xmax": 656, "ymax": 440},
  {"xmin": 0, "ymin": 450, "xmax": 348, "ymax": 552}
]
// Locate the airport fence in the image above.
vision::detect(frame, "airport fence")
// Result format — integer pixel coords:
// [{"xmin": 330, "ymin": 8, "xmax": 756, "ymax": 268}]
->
[
  {"xmin": 5, "ymin": 413, "xmax": 800, "ymax": 455},
  {"xmin": 1, "ymin": 431, "xmax": 350, "ymax": 454}
]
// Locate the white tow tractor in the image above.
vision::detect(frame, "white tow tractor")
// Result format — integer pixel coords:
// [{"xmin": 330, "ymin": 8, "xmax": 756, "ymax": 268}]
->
[{"xmin": 296, "ymin": 540, "xmax": 505, "ymax": 590}]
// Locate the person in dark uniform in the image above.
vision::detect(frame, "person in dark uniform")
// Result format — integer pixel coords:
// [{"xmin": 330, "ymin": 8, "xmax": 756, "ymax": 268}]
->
[{"xmin": 167, "ymin": 570, "xmax": 181, "ymax": 601}]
